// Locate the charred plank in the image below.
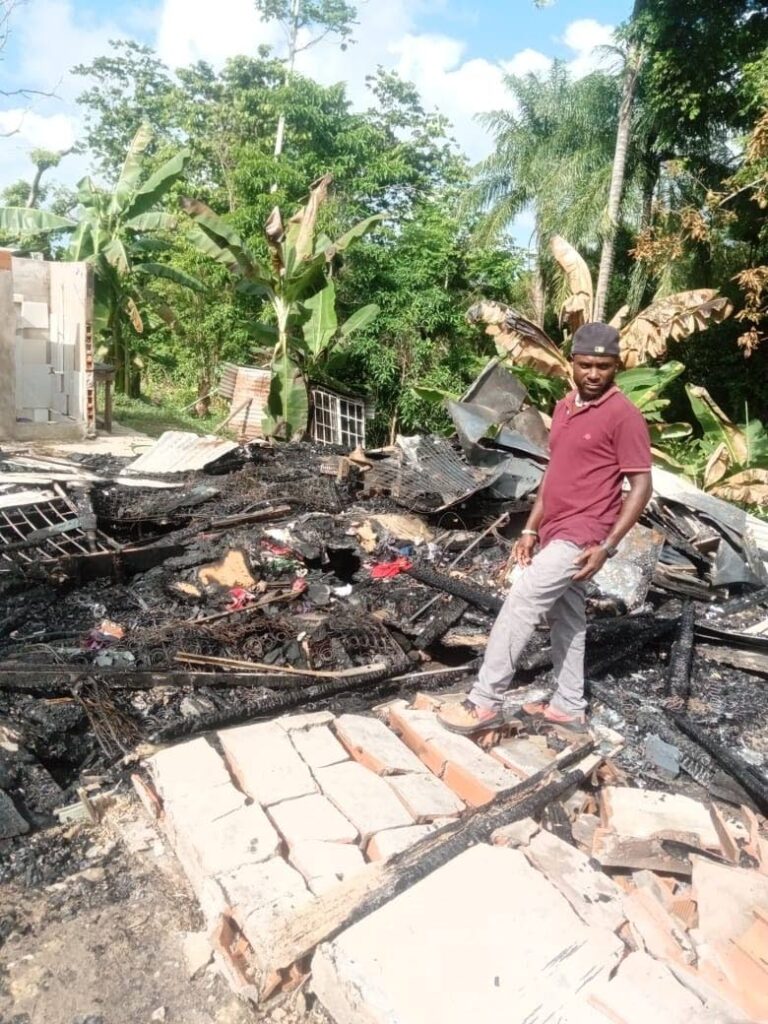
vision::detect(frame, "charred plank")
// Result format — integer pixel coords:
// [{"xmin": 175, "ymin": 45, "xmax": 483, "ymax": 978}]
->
[
  {"xmin": 405, "ymin": 563, "xmax": 502, "ymax": 614},
  {"xmin": 666, "ymin": 602, "xmax": 695, "ymax": 701}
]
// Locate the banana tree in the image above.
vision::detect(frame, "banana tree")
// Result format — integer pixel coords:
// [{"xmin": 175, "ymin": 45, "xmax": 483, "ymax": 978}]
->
[
  {"xmin": 683, "ymin": 385, "xmax": 768, "ymax": 502},
  {"xmin": 183, "ymin": 174, "xmax": 381, "ymax": 440},
  {"xmin": 469, "ymin": 235, "xmax": 733, "ymax": 382},
  {"xmin": 0, "ymin": 125, "xmax": 199, "ymax": 394}
]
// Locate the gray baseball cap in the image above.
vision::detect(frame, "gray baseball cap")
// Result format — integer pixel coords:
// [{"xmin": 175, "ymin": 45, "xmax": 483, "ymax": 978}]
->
[{"xmin": 572, "ymin": 322, "xmax": 620, "ymax": 356}]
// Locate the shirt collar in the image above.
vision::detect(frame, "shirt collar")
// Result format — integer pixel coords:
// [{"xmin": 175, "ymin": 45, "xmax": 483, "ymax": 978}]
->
[{"xmin": 565, "ymin": 385, "xmax": 619, "ymax": 412}]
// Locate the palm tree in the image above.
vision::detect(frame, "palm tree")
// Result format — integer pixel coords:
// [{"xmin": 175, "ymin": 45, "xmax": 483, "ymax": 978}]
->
[
  {"xmin": 528, "ymin": 0, "xmax": 649, "ymax": 322},
  {"xmin": 469, "ymin": 63, "xmax": 638, "ymax": 324},
  {"xmin": 0, "ymin": 125, "xmax": 200, "ymax": 394}
]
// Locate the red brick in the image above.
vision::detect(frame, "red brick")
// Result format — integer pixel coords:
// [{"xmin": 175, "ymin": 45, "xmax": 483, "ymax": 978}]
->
[{"xmin": 387, "ymin": 701, "xmax": 518, "ymax": 808}]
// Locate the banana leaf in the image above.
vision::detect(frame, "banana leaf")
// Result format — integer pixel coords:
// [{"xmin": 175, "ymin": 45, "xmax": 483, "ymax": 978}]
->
[
  {"xmin": 551, "ymin": 235, "xmax": 593, "ymax": 331},
  {"xmin": 325, "ymin": 212, "xmax": 384, "ymax": 257},
  {"xmin": 301, "ymin": 282, "xmax": 337, "ymax": 359},
  {"xmin": 262, "ymin": 354, "xmax": 308, "ymax": 441},
  {"xmin": 134, "ymin": 262, "xmax": 205, "ymax": 292},
  {"xmin": 125, "ymin": 212, "xmax": 179, "ymax": 233},
  {"xmin": 340, "ymin": 303, "xmax": 379, "ymax": 337},
  {"xmin": 125, "ymin": 296, "xmax": 144, "ymax": 333},
  {"xmin": 69, "ymin": 221, "xmax": 94, "ymax": 262},
  {"xmin": 125, "ymin": 149, "xmax": 190, "ymax": 220},
  {"xmin": 411, "ymin": 385, "xmax": 459, "ymax": 406},
  {"xmin": 111, "ymin": 124, "xmax": 154, "ymax": 214},
  {"xmin": 285, "ymin": 174, "xmax": 332, "ymax": 268},
  {"xmin": 0, "ymin": 207, "xmax": 75, "ymax": 236},
  {"xmin": 710, "ymin": 468, "xmax": 768, "ymax": 505},
  {"xmin": 620, "ymin": 290, "xmax": 733, "ymax": 368},
  {"xmin": 182, "ymin": 198, "xmax": 266, "ymax": 281},
  {"xmin": 616, "ymin": 361, "xmax": 685, "ymax": 419},
  {"xmin": 102, "ymin": 238, "xmax": 131, "ymax": 275},
  {"xmin": 648, "ymin": 422, "xmax": 693, "ymax": 444},
  {"xmin": 685, "ymin": 384, "xmax": 749, "ymax": 465}
]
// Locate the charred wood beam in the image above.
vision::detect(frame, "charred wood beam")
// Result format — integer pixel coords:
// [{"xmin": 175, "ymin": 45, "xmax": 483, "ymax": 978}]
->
[
  {"xmin": 408, "ymin": 511, "xmax": 510, "ymax": 624},
  {"xmin": 710, "ymin": 586, "xmax": 768, "ymax": 619},
  {"xmin": 666, "ymin": 602, "xmax": 695, "ymax": 702},
  {"xmin": 405, "ymin": 563, "xmax": 503, "ymax": 615},
  {"xmin": 672, "ymin": 715, "xmax": 768, "ymax": 812},
  {"xmin": 414, "ymin": 597, "xmax": 469, "ymax": 650},
  {"xmin": 695, "ymin": 622, "xmax": 768, "ymax": 652},
  {"xmin": 208, "ymin": 505, "xmax": 292, "ymax": 530},
  {"xmin": 587, "ymin": 616, "xmax": 679, "ymax": 678},
  {"xmin": 149, "ymin": 662, "xmax": 478, "ymax": 743}
]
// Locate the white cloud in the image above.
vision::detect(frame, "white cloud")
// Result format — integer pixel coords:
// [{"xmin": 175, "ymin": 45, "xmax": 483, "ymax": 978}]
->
[
  {"xmin": 155, "ymin": 0, "xmax": 281, "ymax": 69},
  {"xmin": 561, "ymin": 18, "xmax": 615, "ymax": 55},
  {"xmin": 387, "ymin": 33, "xmax": 509, "ymax": 160},
  {"xmin": 9, "ymin": 0, "xmax": 130, "ymax": 102},
  {"xmin": 0, "ymin": 0, "xmax": 616, "ymax": 190},
  {"xmin": 0, "ymin": 110, "xmax": 76, "ymax": 151},
  {"xmin": 503, "ymin": 48, "xmax": 553, "ymax": 78},
  {"xmin": 0, "ymin": 0, "xmax": 146, "ymax": 188},
  {"xmin": 561, "ymin": 18, "xmax": 615, "ymax": 78}
]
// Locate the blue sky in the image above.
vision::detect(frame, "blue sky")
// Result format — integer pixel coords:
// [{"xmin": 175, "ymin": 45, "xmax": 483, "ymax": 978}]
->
[{"xmin": 0, "ymin": 0, "xmax": 633, "ymax": 193}]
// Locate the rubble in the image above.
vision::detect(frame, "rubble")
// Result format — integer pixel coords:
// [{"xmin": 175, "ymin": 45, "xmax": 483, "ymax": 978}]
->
[{"xmin": 2, "ymin": 384, "xmax": 768, "ymax": 1020}]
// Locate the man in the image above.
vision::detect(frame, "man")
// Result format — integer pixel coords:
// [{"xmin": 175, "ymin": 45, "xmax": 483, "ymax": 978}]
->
[{"xmin": 438, "ymin": 322, "xmax": 653, "ymax": 735}]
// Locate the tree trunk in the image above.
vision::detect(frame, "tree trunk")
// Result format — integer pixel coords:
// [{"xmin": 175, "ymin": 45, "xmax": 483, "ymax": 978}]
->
[
  {"xmin": 593, "ymin": 45, "xmax": 643, "ymax": 323},
  {"xmin": 196, "ymin": 367, "xmax": 213, "ymax": 417},
  {"xmin": 112, "ymin": 315, "xmax": 125, "ymax": 395},
  {"xmin": 272, "ymin": 0, "xmax": 300, "ymax": 163}
]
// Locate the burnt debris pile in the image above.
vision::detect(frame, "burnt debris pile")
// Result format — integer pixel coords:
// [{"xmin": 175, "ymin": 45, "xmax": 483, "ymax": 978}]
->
[{"xmin": 1, "ymin": 414, "xmax": 768, "ymax": 845}]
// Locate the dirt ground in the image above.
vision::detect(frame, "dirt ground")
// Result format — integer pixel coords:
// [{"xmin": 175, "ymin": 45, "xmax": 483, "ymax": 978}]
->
[{"xmin": 0, "ymin": 797, "xmax": 327, "ymax": 1024}]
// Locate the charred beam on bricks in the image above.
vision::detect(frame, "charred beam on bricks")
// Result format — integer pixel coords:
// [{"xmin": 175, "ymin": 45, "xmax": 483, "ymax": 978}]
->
[
  {"xmin": 149, "ymin": 662, "xmax": 478, "ymax": 743},
  {"xmin": 263, "ymin": 742, "xmax": 597, "ymax": 963}
]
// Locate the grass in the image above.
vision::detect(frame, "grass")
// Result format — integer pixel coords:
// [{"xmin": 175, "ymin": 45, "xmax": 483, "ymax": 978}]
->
[{"xmin": 112, "ymin": 392, "xmax": 229, "ymax": 439}]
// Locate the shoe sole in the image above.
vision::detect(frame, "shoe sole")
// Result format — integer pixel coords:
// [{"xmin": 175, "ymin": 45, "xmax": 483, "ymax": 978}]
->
[{"xmin": 438, "ymin": 712, "xmax": 505, "ymax": 736}]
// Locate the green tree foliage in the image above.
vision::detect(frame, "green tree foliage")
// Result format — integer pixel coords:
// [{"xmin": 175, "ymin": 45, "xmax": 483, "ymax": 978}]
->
[
  {"xmin": 70, "ymin": 46, "xmax": 478, "ymax": 410},
  {"xmin": 337, "ymin": 197, "xmax": 525, "ymax": 441}
]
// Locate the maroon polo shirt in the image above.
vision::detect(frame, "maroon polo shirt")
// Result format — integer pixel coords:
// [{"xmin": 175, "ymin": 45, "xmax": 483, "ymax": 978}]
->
[{"xmin": 539, "ymin": 386, "xmax": 651, "ymax": 547}]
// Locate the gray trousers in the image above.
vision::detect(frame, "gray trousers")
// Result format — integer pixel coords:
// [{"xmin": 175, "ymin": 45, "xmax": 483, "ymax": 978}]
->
[{"xmin": 470, "ymin": 540, "xmax": 587, "ymax": 715}]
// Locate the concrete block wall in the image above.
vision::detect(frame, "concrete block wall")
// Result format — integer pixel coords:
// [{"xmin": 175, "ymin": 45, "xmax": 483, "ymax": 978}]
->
[
  {"xmin": 146, "ymin": 705, "xmax": 534, "ymax": 999},
  {"xmin": 0, "ymin": 256, "xmax": 94, "ymax": 440}
]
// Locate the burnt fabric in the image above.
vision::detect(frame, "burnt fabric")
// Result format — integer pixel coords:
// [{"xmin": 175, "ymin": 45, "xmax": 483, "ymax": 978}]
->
[{"xmin": 539, "ymin": 387, "xmax": 651, "ymax": 548}]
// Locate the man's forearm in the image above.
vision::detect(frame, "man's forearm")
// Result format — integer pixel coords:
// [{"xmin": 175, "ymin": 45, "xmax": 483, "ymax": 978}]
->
[
  {"xmin": 604, "ymin": 472, "xmax": 653, "ymax": 549},
  {"xmin": 524, "ymin": 474, "xmax": 547, "ymax": 532}
]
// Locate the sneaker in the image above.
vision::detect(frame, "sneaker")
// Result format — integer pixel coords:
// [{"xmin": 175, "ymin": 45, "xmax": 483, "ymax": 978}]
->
[
  {"xmin": 437, "ymin": 699, "xmax": 505, "ymax": 736},
  {"xmin": 519, "ymin": 700, "xmax": 549, "ymax": 719},
  {"xmin": 520, "ymin": 701, "xmax": 588, "ymax": 734}
]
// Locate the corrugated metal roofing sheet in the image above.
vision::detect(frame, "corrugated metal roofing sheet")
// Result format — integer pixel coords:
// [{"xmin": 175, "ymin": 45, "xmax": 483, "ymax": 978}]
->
[
  {"xmin": 653, "ymin": 465, "xmax": 768, "ymax": 556},
  {"xmin": 123, "ymin": 431, "xmax": 237, "ymax": 475}
]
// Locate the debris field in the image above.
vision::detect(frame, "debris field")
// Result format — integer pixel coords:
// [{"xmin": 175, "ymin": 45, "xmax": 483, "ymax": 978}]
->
[{"xmin": 2, "ymin": 403, "xmax": 768, "ymax": 1022}]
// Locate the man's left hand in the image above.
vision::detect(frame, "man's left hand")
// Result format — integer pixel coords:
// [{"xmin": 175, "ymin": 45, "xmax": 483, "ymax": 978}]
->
[{"xmin": 572, "ymin": 545, "xmax": 608, "ymax": 582}]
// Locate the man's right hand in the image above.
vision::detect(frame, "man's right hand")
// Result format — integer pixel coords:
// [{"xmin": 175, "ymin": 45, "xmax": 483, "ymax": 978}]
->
[{"xmin": 513, "ymin": 533, "xmax": 538, "ymax": 567}]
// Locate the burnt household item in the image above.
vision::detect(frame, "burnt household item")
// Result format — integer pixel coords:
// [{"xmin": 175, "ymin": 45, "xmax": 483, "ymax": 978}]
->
[{"xmin": 0, "ymin": 485, "xmax": 115, "ymax": 574}]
